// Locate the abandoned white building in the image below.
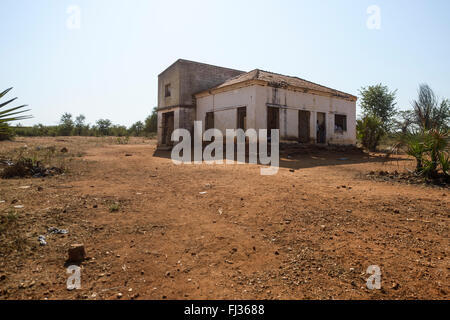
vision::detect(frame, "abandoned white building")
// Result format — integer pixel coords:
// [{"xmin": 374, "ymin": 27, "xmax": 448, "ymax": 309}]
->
[{"xmin": 157, "ymin": 59, "xmax": 357, "ymax": 147}]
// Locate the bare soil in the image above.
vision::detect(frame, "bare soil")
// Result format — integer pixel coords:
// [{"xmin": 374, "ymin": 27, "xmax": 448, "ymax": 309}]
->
[{"xmin": 0, "ymin": 137, "xmax": 448, "ymax": 300}]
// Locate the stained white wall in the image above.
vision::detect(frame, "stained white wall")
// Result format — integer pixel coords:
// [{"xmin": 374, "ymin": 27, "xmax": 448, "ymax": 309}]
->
[
  {"xmin": 196, "ymin": 84, "xmax": 357, "ymax": 145},
  {"xmin": 196, "ymin": 86, "xmax": 257, "ymax": 133}
]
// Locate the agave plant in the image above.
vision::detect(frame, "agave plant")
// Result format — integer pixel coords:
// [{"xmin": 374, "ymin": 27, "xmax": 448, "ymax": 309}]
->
[
  {"xmin": 404, "ymin": 128, "xmax": 449, "ymax": 177},
  {"xmin": 424, "ymin": 129, "xmax": 448, "ymax": 173},
  {"xmin": 439, "ymin": 152, "xmax": 449, "ymax": 177},
  {"xmin": 405, "ymin": 133, "xmax": 426, "ymax": 172},
  {"xmin": 0, "ymin": 88, "xmax": 32, "ymax": 134}
]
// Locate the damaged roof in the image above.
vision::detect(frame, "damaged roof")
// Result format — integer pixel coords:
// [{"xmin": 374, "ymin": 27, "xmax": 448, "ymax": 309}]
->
[{"xmin": 197, "ymin": 69, "xmax": 357, "ymax": 101}]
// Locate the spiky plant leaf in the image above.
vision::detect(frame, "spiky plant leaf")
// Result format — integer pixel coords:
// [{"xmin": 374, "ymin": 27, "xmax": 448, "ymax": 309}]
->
[{"xmin": 0, "ymin": 88, "xmax": 32, "ymax": 134}]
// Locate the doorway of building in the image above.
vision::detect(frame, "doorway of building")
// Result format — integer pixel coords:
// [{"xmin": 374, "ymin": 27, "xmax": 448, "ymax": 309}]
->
[
  {"xmin": 205, "ymin": 112, "xmax": 214, "ymax": 131},
  {"xmin": 267, "ymin": 107, "xmax": 279, "ymax": 141},
  {"xmin": 316, "ymin": 112, "xmax": 326, "ymax": 144},
  {"xmin": 237, "ymin": 107, "xmax": 247, "ymax": 130},
  {"xmin": 298, "ymin": 110, "xmax": 310, "ymax": 143},
  {"xmin": 162, "ymin": 111, "xmax": 174, "ymax": 145}
]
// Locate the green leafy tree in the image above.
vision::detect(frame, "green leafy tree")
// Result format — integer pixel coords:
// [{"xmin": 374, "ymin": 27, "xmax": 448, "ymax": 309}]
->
[
  {"xmin": 58, "ymin": 113, "xmax": 74, "ymax": 136},
  {"xmin": 96, "ymin": 119, "xmax": 112, "ymax": 136},
  {"xmin": 144, "ymin": 107, "xmax": 158, "ymax": 135},
  {"xmin": 0, "ymin": 88, "xmax": 31, "ymax": 140},
  {"xmin": 110, "ymin": 125, "xmax": 128, "ymax": 137},
  {"xmin": 359, "ymin": 84, "xmax": 397, "ymax": 130},
  {"xmin": 356, "ymin": 114, "xmax": 385, "ymax": 152},
  {"xmin": 129, "ymin": 121, "xmax": 144, "ymax": 136},
  {"xmin": 74, "ymin": 114, "xmax": 87, "ymax": 135}
]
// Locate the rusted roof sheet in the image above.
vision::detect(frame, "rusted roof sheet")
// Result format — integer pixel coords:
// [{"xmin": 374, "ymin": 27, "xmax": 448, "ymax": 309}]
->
[{"xmin": 212, "ymin": 69, "xmax": 356, "ymax": 100}]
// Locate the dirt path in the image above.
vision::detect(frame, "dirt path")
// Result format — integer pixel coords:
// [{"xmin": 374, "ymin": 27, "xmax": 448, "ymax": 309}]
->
[{"xmin": 0, "ymin": 137, "xmax": 448, "ymax": 300}]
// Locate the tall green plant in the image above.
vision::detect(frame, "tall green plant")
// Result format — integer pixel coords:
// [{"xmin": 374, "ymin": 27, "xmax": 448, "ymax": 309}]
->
[
  {"xmin": 404, "ymin": 129, "xmax": 449, "ymax": 178},
  {"xmin": 356, "ymin": 115, "xmax": 385, "ymax": 152},
  {"xmin": 405, "ymin": 134, "xmax": 426, "ymax": 171},
  {"xmin": 359, "ymin": 84, "xmax": 397, "ymax": 130},
  {"xmin": 421, "ymin": 129, "xmax": 448, "ymax": 177},
  {"xmin": 412, "ymin": 84, "xmax": 450, "ymax": 131},
  {"xmin": 144, "ymin": 107, "xmax": 158, "ymax": 134},
  {"xmin": 439, "ymin": 152, "xmax": 449, "ymax": 177}
]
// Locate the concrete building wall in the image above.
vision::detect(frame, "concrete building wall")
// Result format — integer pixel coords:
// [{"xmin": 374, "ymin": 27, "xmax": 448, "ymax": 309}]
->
[
  {"xmin": 158, "ymin": 63, "xmax": 181, "ymax": 110},
  {"xmin": 178, "ymin": 61, "xmax": 244, "ymax": 107},
  {"xmin": 158, "ymin": 60, "xmax": 244, "ymax": 111},
  {"xmin": 196, "ymin": 84, "xmax": 356, "ymax": 145},
  {"xmin": 257, "ymin": 85, "xmax": 356, "ymax": 144},
  {"xmin": 157, "ymin": 59, "xmax": 244, "ymax": 145},
  {"xmin": 196, "ymin": 86, "xmax": 257, "ymax": 133}
]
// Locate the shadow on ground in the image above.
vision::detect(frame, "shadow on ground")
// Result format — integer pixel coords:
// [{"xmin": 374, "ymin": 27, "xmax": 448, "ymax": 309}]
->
[{"xmin": 152, "ymin": 144, "xmax": 410, "ymax": 171}]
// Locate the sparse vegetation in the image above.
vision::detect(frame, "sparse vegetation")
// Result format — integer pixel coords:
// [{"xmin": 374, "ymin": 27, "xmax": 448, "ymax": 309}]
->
[
  {"xmin": 0, "ymin": 144, "xmax": 70, "ymax": 179},
  {"xmin": 109, "ymin": 203, "xmax": 120, "ymax": 213},
  {"xmin": 116, "ymin": 136, "xmax": 130, "ymax": 145},
  {"xmin": 0, "ymin": 210, "xmax": 19, "ymax": 234},
  {"xmin": 0, "ymin": 209, "xmax": 30, "ymax": 256}
]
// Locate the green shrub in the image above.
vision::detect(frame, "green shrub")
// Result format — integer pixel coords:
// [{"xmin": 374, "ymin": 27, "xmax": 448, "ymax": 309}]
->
[
  {"xmin": 439, "ymin": 152, "xmax": 449, "ymax": 177},
  {"xmin": 404, "ymin": 129, "xmax": 449, "ymax": 178},
  {"xmin": 357, "ymin": 115, "xmax": 385, "ymax": 152},
  {"xmin": 109, "ymin": 203, "xmax": 120, "ymax": 213},
  {"xmin": 0, "ymin": 124, "xmax": 12, "ymax": 141}
]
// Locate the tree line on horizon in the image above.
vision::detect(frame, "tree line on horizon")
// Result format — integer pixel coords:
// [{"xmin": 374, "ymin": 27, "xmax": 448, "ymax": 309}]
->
[{"xmin": 9, "ymin": 107, "xmax": 158, "ymax": 138}]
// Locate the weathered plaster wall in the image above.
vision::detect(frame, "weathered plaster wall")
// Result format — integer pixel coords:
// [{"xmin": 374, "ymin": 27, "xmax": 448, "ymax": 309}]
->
[
  {"xmin": 179, "ymin": 61, "xmax": 244, "ymax": 107},
  {"xmin": 196, "ymin": 84, "xmax": 356, "ymax": 145},
  {"xmin": 196, "ymin": 86, "xmax": 257, "ymax": 133},
  {"xmin": 157, "ymin": 60, "xmax": 244, "ymax": 145},
  {"xmin": 256, "ymin": 85, "xmax": 356, "ymax": 144},
  {"xmin": 158, "ymin": 64, "xmax": 181, "ymax": 110}
]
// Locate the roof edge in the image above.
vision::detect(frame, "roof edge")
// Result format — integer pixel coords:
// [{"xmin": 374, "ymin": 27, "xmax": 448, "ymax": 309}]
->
[
  {"xmin": 195, "ymin": 70, "xmax": 357, "ymax": 101},
  {"xmin": 158, "ymin": 59, "xmax": 245, "ymax": 77}
]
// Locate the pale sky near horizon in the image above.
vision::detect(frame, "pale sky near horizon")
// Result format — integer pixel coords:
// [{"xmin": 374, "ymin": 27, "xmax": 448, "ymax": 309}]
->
[{"xmin": 1, "ymin": 0, "xmax": 449, "ymax": 127}]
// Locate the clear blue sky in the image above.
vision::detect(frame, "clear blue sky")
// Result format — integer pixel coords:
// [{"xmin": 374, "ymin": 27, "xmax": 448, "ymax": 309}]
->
[{"xmin": 1, "ymin": 0, "xmax": 449, "ymax": 127}]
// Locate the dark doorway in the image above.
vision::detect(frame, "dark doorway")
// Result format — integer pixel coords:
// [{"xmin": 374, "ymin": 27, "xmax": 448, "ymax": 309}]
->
[
  {"xmin": 237, "ymin": 107, "xmax": 247, "ymax": 130},
  {"xmin": 316, "ymin": 112, "xmax": 326, "ymax": 144},
  {"xmin": 267, "ymin": 107, "xmax": 279, "ymax": 141},
  {"xmin": 162, "ymin": 111, "xmax": 174, "ymax": 145},
  {"xmin": 298, "ymin": 110, "xmax": 310, "ymax": 143},
  {"xmin": 205, "ymin": 112, "xmax": 214, "ymax": 131}
]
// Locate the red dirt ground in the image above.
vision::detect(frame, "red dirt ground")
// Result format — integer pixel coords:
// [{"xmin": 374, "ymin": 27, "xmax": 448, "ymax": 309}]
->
[{"xmin": 0, "ymin": 137, "xmax": 448, "ymax": 300}]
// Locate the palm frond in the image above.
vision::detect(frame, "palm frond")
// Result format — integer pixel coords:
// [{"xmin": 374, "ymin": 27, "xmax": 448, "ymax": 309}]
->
[
  {"xmin": 0, "ymin": 88, "xmax": 13, "ymax": 99},
  {"xmin": 0, "ymin": 88, "xmax": 32, "ymax": 125}
]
